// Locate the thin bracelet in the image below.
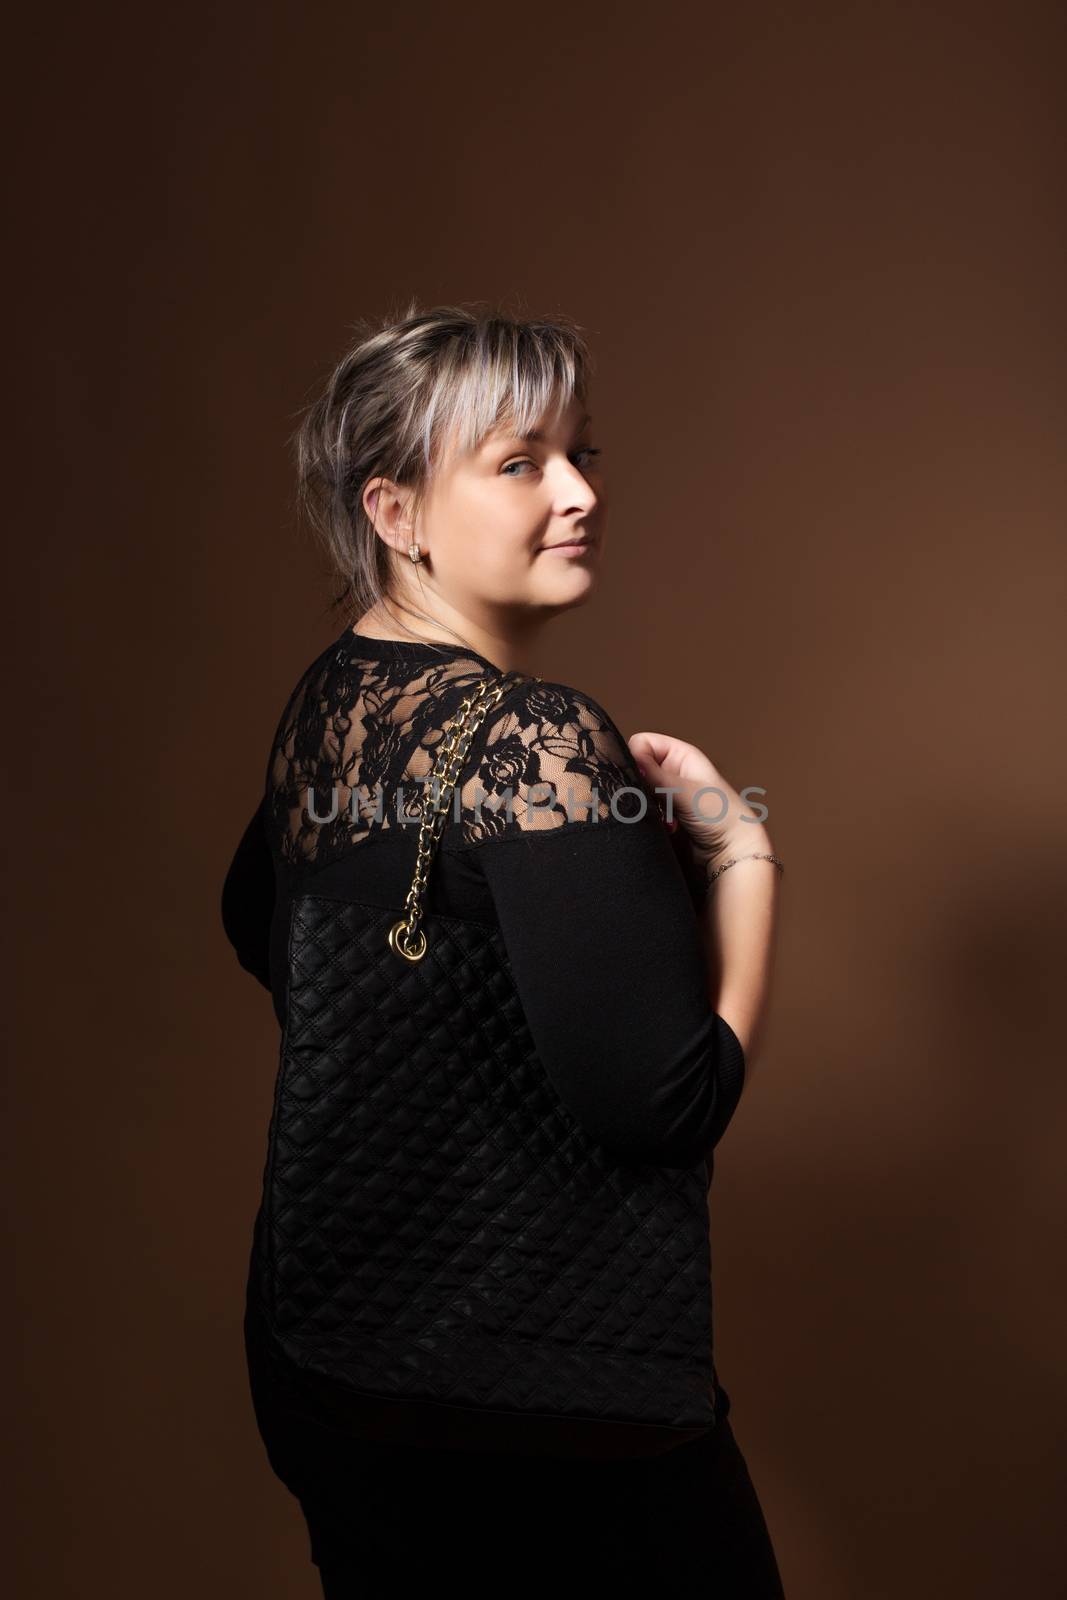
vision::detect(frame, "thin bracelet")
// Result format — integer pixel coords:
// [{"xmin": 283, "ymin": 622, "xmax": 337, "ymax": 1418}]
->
[{"xmin": 706, "ymin": 851, "xmax": 785, "ymax": 885}]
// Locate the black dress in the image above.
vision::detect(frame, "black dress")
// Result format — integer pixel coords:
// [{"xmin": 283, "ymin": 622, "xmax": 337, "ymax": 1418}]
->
[{"xmin": 222, "ymin": 626, "xmax": 785, "ymax": 1597}]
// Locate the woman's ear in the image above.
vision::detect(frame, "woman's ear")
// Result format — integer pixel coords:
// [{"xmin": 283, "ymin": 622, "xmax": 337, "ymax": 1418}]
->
[{"xmin": 363, "ymin": 477, "xmax": 417, "ymax": 552}]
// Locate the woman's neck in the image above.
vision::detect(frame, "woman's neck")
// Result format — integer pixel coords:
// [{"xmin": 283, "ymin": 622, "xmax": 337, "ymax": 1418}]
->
[{"xmin": 354, "ymin": 600, "xmax": 544, "ymax": 676}]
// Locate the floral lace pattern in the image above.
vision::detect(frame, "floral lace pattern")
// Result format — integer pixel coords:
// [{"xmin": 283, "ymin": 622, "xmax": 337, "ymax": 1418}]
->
[{"xmin": 264, "ymin": 631, "xmax": 652, "ymax": 871}]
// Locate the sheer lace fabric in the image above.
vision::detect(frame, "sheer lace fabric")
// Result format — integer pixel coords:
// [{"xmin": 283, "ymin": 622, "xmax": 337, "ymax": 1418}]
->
[{"xmin": 265, "ymin": 633, "xmax": 650, "ymax": 871}]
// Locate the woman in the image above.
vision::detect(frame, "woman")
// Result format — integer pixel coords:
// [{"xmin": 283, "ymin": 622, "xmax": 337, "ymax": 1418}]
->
[{"xmin": 222, "ymin": 302, "xmax": 786, "ymax": 1596}]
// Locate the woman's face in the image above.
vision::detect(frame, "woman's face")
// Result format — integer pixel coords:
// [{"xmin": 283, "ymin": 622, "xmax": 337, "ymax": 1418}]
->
[{"xmin": 409, "ymin": 393, "xmax": 606, "ymax": 625}]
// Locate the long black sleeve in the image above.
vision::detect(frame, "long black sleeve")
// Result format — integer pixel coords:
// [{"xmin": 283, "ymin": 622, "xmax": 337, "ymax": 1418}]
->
[
  {"xmin": 473, "ymin": 818, "xmax": 745, "ymax": 1168},
  {"xmin": 221, "ymin": 797, "xmax": 275, "ymax": 991},
  {"xmin": 463, "ymin": 679, "xmax": 747, "ymax": 1169}
]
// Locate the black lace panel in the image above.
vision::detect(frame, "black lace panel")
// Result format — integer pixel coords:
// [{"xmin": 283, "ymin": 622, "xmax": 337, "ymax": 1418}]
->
[{"xmin": 265, "ymin": 636, "xmax": 651, "ymax": 871}]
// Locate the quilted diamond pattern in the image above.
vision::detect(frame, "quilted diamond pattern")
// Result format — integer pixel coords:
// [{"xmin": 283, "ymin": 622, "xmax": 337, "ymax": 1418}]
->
[{"xmin": 250, "ymin": 892, "xmax": 718, "ymax": 1438}]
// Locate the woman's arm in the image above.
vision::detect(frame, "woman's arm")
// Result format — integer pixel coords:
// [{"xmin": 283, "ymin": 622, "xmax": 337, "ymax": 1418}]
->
[
  {"xmin": 472, "ymin": 816, "xmax": 747, "ymax": 1169},
  {"xmin": 700, "ymin": 828, "xmax": 781, "ymax": 1081},
  {"xmin": 220, "ymin": 797, "xmax": 275, "ymax": 992},
  {"xmin": 629, "ymin": 733, "xmax": 782, "ymax": 1087}
]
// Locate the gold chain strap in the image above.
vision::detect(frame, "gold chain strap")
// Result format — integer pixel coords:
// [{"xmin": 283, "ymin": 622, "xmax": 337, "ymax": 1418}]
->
[{"xmin": 387, "ymin": 671, "xmax": 537, "ymax": 962}]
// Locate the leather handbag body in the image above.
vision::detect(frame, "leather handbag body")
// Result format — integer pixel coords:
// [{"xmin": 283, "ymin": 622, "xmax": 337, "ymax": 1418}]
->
[{"xmin": 244, "ymin": 667, "xmax": 723, "ymax": 1460}]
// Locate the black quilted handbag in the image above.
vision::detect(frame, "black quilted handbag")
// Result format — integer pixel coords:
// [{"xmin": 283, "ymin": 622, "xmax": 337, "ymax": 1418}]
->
[{"xmin": 245, "ymin": 667, "xmax": 724, "ymax": 1460}]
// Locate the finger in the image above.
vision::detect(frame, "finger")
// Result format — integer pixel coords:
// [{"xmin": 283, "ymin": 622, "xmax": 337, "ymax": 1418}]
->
[
  {"xmin": 629, "ymin": 731, "xmax": 674, "ymax": 765},
  {"xmin": 625, "ymin": 740, "xmax": 676, "ymax": 833}
]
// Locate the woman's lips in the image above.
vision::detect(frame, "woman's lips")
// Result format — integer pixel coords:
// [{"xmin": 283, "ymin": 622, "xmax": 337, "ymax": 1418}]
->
[{"xmin": 541, "ymin": 539, "xmax": 596, "ymax": 554}]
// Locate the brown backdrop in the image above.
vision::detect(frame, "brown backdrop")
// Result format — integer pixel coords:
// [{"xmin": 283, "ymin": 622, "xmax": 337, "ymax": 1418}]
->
[{"xmin": 10, "ymin": 1, "xmax": 1066, "ymax": 1594}]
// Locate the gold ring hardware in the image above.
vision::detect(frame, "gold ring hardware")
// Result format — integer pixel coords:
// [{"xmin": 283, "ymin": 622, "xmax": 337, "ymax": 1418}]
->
[
  {"xmin": 388, "ymin": 920, "xmax": 427, "ymax": 961},
  {"xmin": 386, "ymin": 670, "xmax": 540, "ymax": 963}
]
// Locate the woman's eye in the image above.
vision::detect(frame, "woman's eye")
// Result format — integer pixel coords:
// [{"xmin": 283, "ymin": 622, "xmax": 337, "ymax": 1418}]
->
[{"xmin": 501, "ymin": 446, "xmax": 602, "ymax": 477}]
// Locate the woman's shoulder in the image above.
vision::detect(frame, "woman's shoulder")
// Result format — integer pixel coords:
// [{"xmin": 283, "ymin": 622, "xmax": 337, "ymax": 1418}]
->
[
  {"xmin": 506, "ymin": 672, "xmax": 640, "ymax": 785},
  {"xmin": 508, "ymin": 672, "xmax": 626, "ymax": 740},
  {"xmin": 457, "ymin": 672, "xmax": 651, "ymax": 845},
  {"xmin": 462, "ymin": 672, "xmax": 708, "ymax": 911}
]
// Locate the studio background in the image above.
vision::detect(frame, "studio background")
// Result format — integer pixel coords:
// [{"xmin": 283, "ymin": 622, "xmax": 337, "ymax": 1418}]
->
[{"xmin": 8, "ymin": 2, "xmax": 1065, "ymax": 1594}]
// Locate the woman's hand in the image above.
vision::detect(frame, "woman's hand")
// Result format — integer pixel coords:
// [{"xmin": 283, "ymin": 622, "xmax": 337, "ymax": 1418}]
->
[{"xmin": 628, "ymin": 730, "xmax": 768, "ymax": 866}]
